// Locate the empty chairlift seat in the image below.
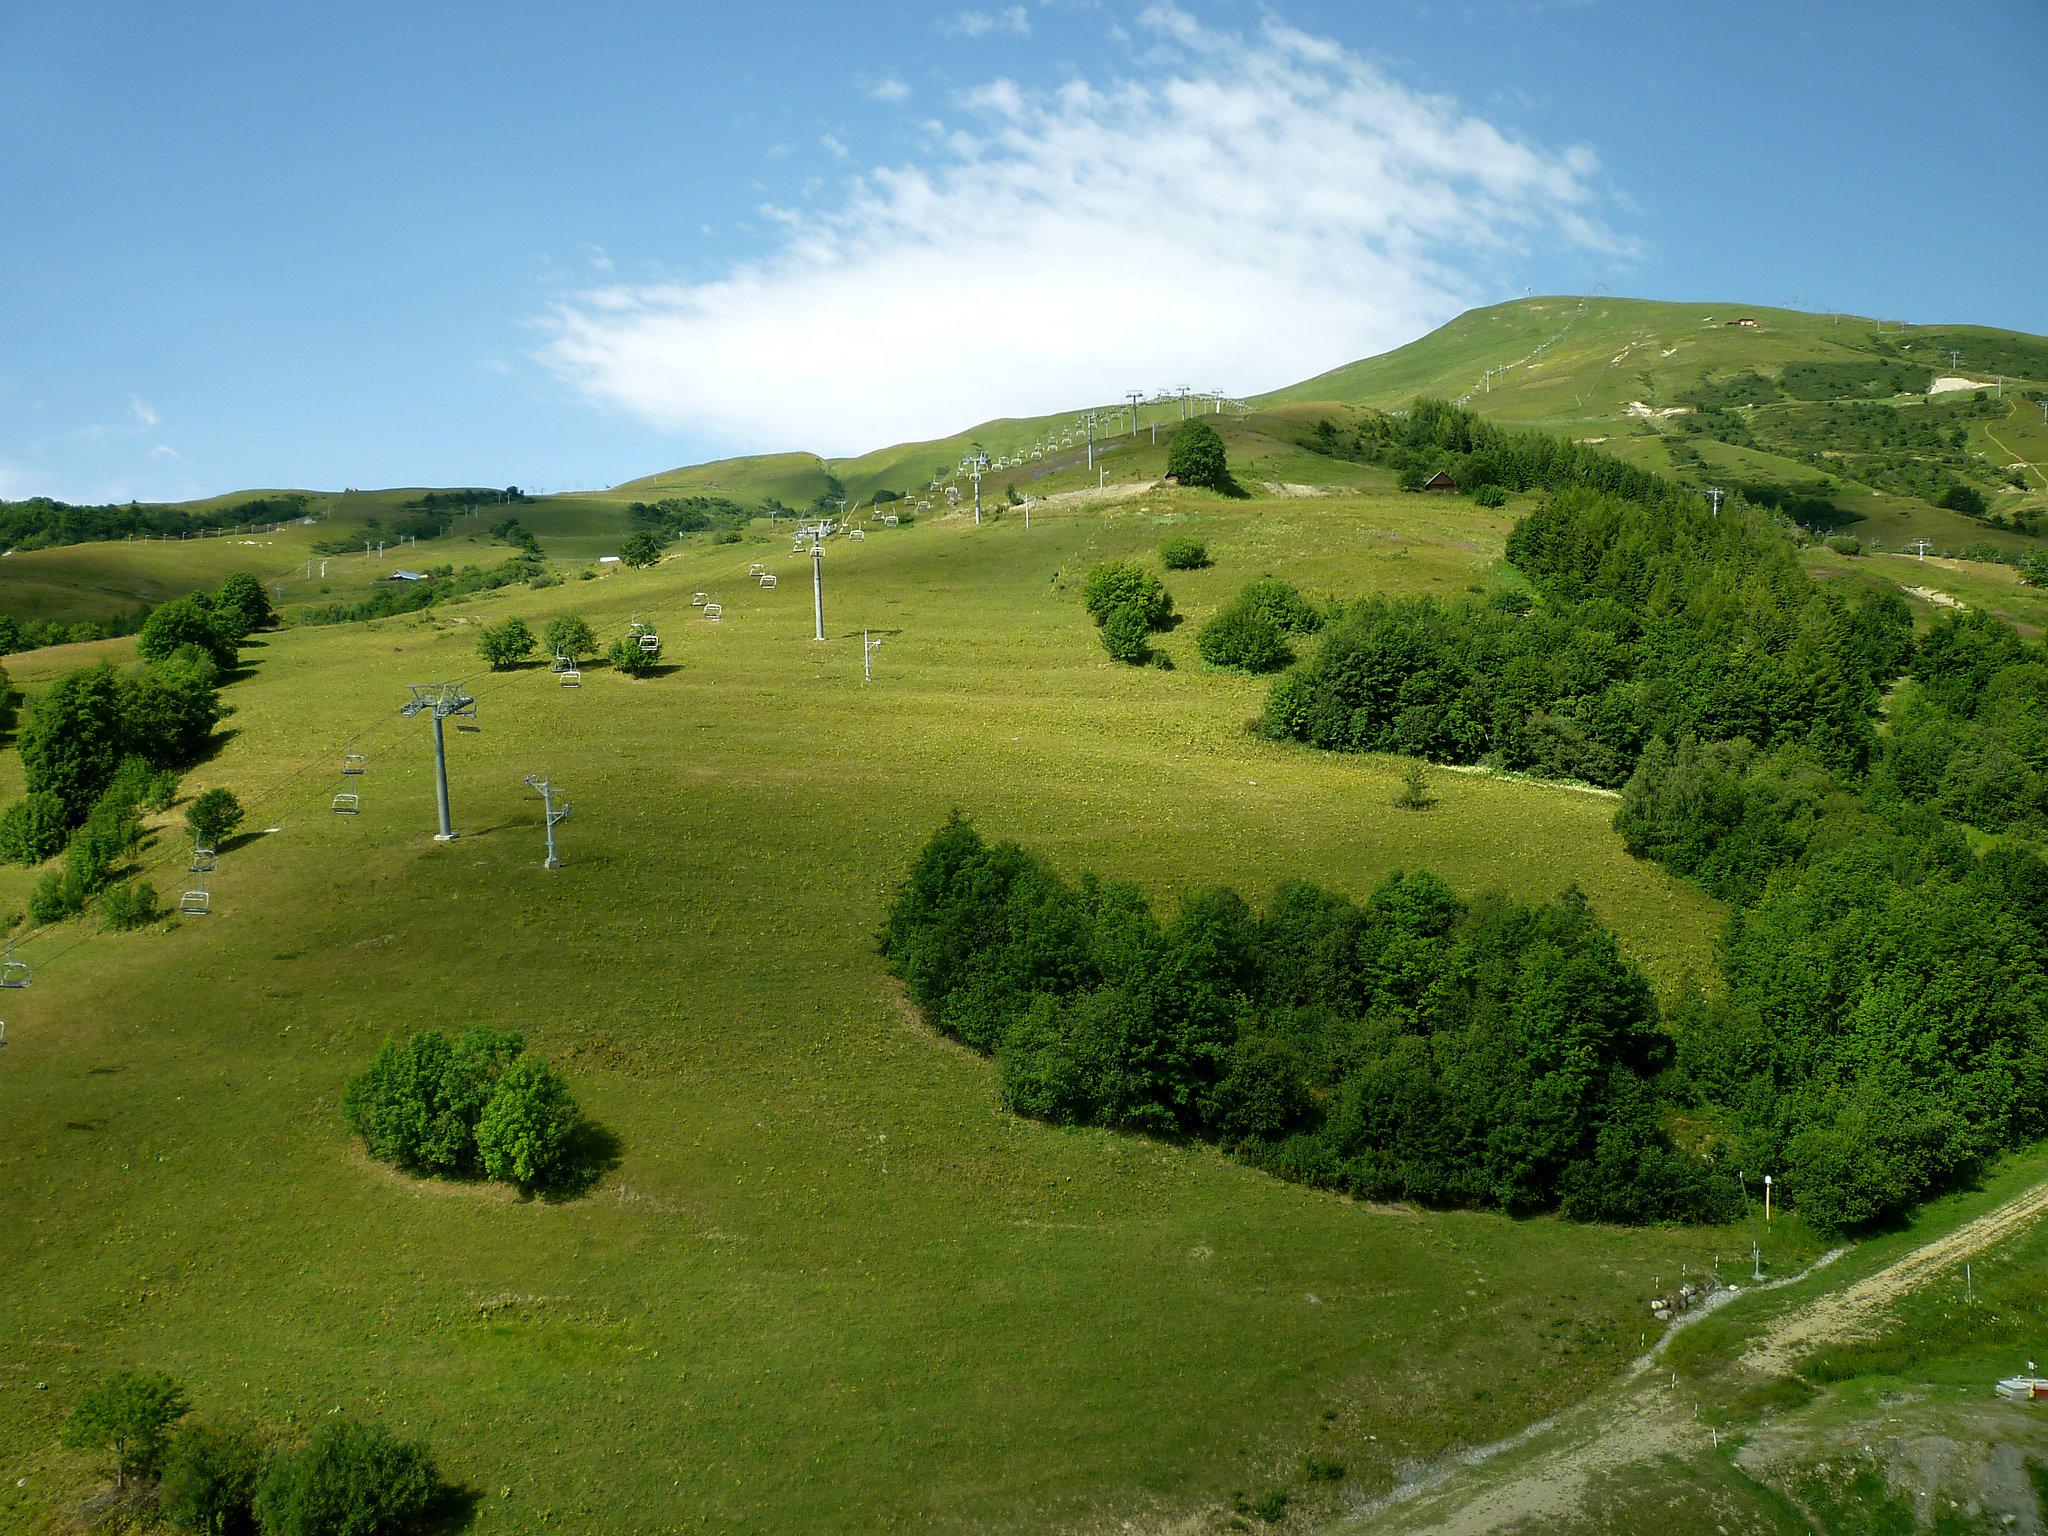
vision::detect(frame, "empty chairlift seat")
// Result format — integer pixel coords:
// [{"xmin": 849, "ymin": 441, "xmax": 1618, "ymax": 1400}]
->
[
  {"xmin": 691, "ymin": 591, "xmax": 707, "ymax": 607},
  {"xmin": 638, "ymin": 630, "xmax": 660, "ymax": 654},
  {"xmin": 704, "ymin": 603, "xmax": 723, "ymax": 621},
  {"xmin": 342, "ymin": 751, "xmax": 366, "ymax": 776},
  {"xmin": 759, "ymin": 573, "xmax": 777, "ymax": 588},
  {"xmin": 180, "ymin": 885, "xmax": 211, "ymax": 916},
  {"xmin": 332, "ymin": 791, "xmax": 359, "ymax": 815}
]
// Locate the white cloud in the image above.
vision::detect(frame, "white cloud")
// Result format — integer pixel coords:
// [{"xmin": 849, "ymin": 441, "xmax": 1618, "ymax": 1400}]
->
[
  {"xmin": 940, "ymin": 6, "xmax": 1031, "ymax": 38},
  {"xmin": 537, "ymin": 5, "xmax": 1624, "ymax": 455},
  {"xmin": 147, "ymin": 443, "xmax": 186, "ymax": 461},
  {"xmin": 820, "ymin": 133, "xmax": 848, "ymax": 159},
  {"xmin": 868, "ymin": 75, "xmax": 911, "ymax": 102},
  {"xmin": 129, "ymin": 395, "xmax": 159, "ymax": 428}
]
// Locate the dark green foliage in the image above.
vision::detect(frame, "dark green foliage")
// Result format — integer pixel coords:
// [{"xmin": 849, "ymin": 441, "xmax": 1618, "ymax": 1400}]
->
[
  {"xmin": 342, "ymin": 1026, "xmax": 583, "ymax": 1193},
  {"xmin": 185, "ymin": 788, "xmax": 244, "ymax": 848},
  {"xmin": 476, "ymin": 617, "xmax": 535, "ymax": 670},
  {"xmin": 27, "ymin": 869, "xmax": 77, "ymax": 923},
  {"xmin": 342, "ymin": 1026, "xmax": 524, "ymax": 1176},
  {"xmin": 541, "ymin": 615, "xmax": 595, "ymax": 664},
  {"xmin": 18, "ymin": 661, "xmax": 130, "ymax": 824},
  {"xmin": 1823, "ymin": 534, "xmax": 1862, "ymax": 555},
  {"xmin": 1159, "ymin": 536, "xmax": 1210, "ymax": 570},
  {"xmin": 123, "ymin": 650, "xmax": 225, "ymax": 767},
  {"xmin": 607, "ymin": 633, "xmax": 661, "ymax": 675},
  {"xmin": 882, "ymin": 820, "xmax": 1732, "ymax": 1222},
  {"xmin": 252, "ymin": 1418, "xmax": 441, "ymax": 1536},
  {"xmin": 1471, "ymin": 483, "xmax": 1507, "ymax": 508},
  {"xmin": 1081, "ymin": 561, "xmax": 1173, "ymax": 666},
  {"xmin": 211, "ymin": 571, "xmax": 275, "ymax": 640},
  {"xmin": 62, "ymin": 1370, "xmax": 188, "ymax": 1489},
  {"xmin": 619, "ymin": 529, "xmax": 664, "ymax": 567},
  {"xmin": 296, "ymin": 553, "xmax": 544, "ymax": 627},
  {"xmin": 138, "ymin": 592, "xmax": 237, "ymax": 669},
  {"xmin": 626, "ymin": 493, "xmax": 752, "ymax": 537},
  {"xmin": 490, "ymin": 516, "xmax": 543, "ymax": 555},
  {"xmin": 1939, "ymin": 482, "xmax": 1988, "ymax": 517},
  {"xmin": 1237, "ymin": 578, "xmax": 1322, "ymax": 635},
  {"xmin": 1166, "ymin": 420, "xmax": 1229, "ymax": 489},
  {"xmin": 0, "ymin": 790, "xmax": 70, "ymax": 864},
  {"xmin": 476, "ymin": 1056, "xmax": 581, "ymax": 1189},
  {"xmin": 0, "ymin": 491, "xmax": 306, "ymax": 553},
  {"xmin": 1081, "ymin": 561, "xmax": 1172, "ymax": 629},
  {"xmin": 102, "ymin": 880, "xmax": 161, "ymax": 931},
  {"xmin": 161, "ymin": 1421, "xmax": 267, "ymax": 1535},
  {"xmin": 1196, "ymin": 600, "xmax": 1291, "ymax": 672}
]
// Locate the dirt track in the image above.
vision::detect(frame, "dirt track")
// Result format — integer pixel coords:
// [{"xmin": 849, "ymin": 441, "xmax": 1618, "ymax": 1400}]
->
[{"xmin": 1327, "ymin": 1175, "xmax": 2048, "ymax": 1535}]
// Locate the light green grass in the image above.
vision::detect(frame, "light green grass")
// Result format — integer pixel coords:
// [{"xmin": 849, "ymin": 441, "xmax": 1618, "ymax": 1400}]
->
[{"xmin": 0, "ymin": 486, "xmax": 1747, "ymax": 1533}]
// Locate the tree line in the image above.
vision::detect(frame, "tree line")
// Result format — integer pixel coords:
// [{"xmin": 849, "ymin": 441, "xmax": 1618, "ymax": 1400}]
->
[
  {"xmin": 1265, "ymin": 399, "xmax": 2048, "ymax": 1230},
  {"xmin": 0, "ymin": 492, "xmax": 308, "ymax": 552},
  {"xmin": 882, "ymin": 817, "xmax": 1735, "ymax": 1223}
]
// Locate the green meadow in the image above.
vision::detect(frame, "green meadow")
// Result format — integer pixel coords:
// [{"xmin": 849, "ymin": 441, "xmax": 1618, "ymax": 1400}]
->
[{"xmin": 0, "ymin": 481, "xmax": 1778, "ymax": 1534}]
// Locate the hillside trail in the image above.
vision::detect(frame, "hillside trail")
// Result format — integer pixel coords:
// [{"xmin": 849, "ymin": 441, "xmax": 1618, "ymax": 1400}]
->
[
  {"xmin": 1321, "ymin": 1174, "xmax": 2048, "ymax": 1536},
  {"xmin": 1983, "ymin": 401, "xmax": 2044, "ymax": 490}
]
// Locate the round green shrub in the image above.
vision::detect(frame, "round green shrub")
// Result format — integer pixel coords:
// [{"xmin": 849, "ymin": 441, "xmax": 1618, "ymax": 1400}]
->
[
  {"xmin": 475, "ymin": 1055, "xmax": 580, "ymax": 1190},
  {"xmin": 253, "ymin": 1418, "xmax": 440, "ymax": 1536},
  {"xmin": 1159, "ymin": 536, "xmax": 1210, "ymax": 570},
  {"xmin": 1165, "ymin": 420, "xmax": 1229, "ymax": 489},
  {"xmin": 1196, "ymin": 601, "xmax": 1292, "ymax": 672}
]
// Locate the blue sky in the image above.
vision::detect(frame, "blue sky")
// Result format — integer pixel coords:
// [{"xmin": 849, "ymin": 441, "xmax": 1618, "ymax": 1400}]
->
[{"xmin": 2, "ymin": 0, "xmax": 2042, "ymax": 503}]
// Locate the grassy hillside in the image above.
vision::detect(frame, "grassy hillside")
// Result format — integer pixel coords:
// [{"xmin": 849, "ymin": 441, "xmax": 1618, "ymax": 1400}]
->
[
  {"xmin": 0, "ymin": 474, "xmax": 1790, "ymax": 1535},
  {"xmin": 1263, "ymin": 296, "xmax": 2048, "ymax": 559}
]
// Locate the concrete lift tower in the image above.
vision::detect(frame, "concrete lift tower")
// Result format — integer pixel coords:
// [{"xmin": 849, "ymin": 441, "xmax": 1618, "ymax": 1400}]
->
[{"xmin": 1126, "ymin": 390, "xmax": 1144, "ymax": 437}]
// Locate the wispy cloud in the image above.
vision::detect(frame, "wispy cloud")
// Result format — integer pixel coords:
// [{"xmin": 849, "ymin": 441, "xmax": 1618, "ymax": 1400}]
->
[
  {"xmin": 538, "ymin": 4, "xmax": 1624, "ymax": 455},
  {"xmin": 147, "ymin": 443, "xmax": 186, "ymax": 461},
  {"xmin": 820, "ymin": 133, "xmax": 848, "ymax": 159},
  {"xmin": 940, "ymin": 6, "xmax": 1031, "ymax": 38},
  {"xmin": 129, "ymin": 394, "xmax": 159, "ymax": 428},
  {"xmin": 868, "ymin": 74, "xmax": 911, "ymax": 102}
]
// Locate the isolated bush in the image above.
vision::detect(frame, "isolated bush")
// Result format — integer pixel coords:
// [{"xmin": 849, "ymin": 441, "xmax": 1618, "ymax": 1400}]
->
[
  {"xmin": 27, "ymin": 870, "xmax": 78, "ymax": 923},
  {"xmin": 1099, "ymin": 604, "xmax": 1154, "ymax": 664},
  {"xmin": 541, "ymin": 615, "xmax": 595, "ymax": 663},
  {"xmin": 1939, "ymin": 482, "xmax": 1987, "ymax": 517},
  {"xmin": 1081, "ymin": 561, "xmax": 1172, "ymax": 629},
  {"xmin": 124, "ymin": 651, "xmax": 225, "ymax": 768},
  {"xmin": 476, "ymin": 617, "xmax": 535, "ymax": 670},
  {"xmin": 342, "ymin": 1026, "xmax": 523, "ymax": 1177},
  {"xmin": 1196, "ymin": 600, "xmax": 1291, "ymax": 672},
  {"xmin": 1471, "ymin": 483, "xmax": 1508, "ymax": 508},
  {"xmin": 0, "ymin": 791, "xmax": 70, "ymax": 864},
  {"xmin": 1824, "ymin": 534, "xmax": 1864, "ymax": 555},
  {"xmin": 1394, "ymin": 759, "xmax": 1436, "ymax": 810},
  {"xmin": 62, "ymin": 1370, "xmax": 188, "ymax": 1490},
  {"xmin": 138, "ymin": 593, "xmax": 236, "ymax": 669},
  {"xmin": 102, "ymin": 880, "xmax": 161, "ymax": 931},
  {"xmin": 185, "ymin": 788, "xmax": 244, "ymax": 848},
  {"xmin": 1166, "ymin": 420, "xmax": 1229, "ymax": 489},
  {"xmin": 252, "ymin": 1418, "xmax": 440, "ymax": 1536},
  {"xmin": 1159, "ymin": 536, "xmax": 1210, "ymax": 570},
  {"xmin": 619, "ymin": 529, "xmax": 664, "ymax": 567},
  {"xmin": 475, "ymin": 1055, "xmax": 580, "ymax": 1190},
  {"xmin": 160, "ymin": 1420, "xmax": 267, "ymax": 1535},
  {"xmin": 607, "ymin": 633, "xmax": 660, "ymax": 676}
]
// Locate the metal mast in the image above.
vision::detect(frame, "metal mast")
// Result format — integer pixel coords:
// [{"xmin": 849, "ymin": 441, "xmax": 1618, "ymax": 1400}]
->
[{"xmin": 400, "ymin": 683, "xmax": 478, "ymax": 841}]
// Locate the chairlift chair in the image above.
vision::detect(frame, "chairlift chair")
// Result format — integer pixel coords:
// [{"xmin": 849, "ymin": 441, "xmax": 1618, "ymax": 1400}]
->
[
  {"xmin": 190, "ymin": 845, "xmax": 217, "ymax": 874},
  {"xmin": 749, "ymin": 562, "xmax": 765, "ymax": 575},
  {"xmin": 692, "ymin": 591, "xmax": 707, "ymax": 607},
  {"xmin": 180, "ymin": 882, "xmax": 211, "ymax": 916},
  {"xmin": 341, "ymin": 751, "xmax": 366, "ymax": 776},
  {"xmin": 638, "ymin": 630, "xmax": 661, "ymax": 654},
  {"xmin": 850, "ymin": 529, "xmax": 864, "ymax": 541},
  {"xmin": 704, "ymin": 603, "xmax": 723, "ymax": 621},
  {"xmin": 332, "ymin": 791, "xmax": 360, "ymax": 815},
  {"xmin": 1, "ymin": 948, "xmax": 28, "ymax": 988},
  {"xmin": 560, "ymin": 664, "xmax": 582, "ymax": 687},
  {"xmin": 760, "ymin": 573, "xmax": 777, "ymax": 588}
]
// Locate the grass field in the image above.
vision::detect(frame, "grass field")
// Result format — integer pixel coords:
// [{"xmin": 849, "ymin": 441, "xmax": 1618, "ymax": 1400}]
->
[{"xmin": 0, "ymin": 479, "xmax": 1778, "ymax": 1534}]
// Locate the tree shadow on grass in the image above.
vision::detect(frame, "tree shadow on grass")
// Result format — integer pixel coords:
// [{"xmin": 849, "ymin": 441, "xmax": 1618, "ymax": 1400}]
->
[
  {"xmin": 537, "ymin": 1119, "xmax": 624, "ymax": 1203},
  {"xmin": 425, "ymin": 1480, "xmax": 484, "ymax": 1533},
  {"xmin": 190, "ymin": 727, "xmax": 241, "ymax": 765}
]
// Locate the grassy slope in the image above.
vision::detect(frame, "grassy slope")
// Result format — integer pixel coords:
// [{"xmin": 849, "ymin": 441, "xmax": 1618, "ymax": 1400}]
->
[
  {"xmin": 0, "ymin": 491, "xmax": 646, "ymax": 627},
  {"xmin": 0, "ymin": 480, "xmax": 1757, "ymax": 1535}
]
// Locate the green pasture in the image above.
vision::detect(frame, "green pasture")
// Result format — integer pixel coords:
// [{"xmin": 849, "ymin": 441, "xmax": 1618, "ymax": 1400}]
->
[{"xmin": 0, "ymin": 485, "xmax": 1757, "ymax": 1534}]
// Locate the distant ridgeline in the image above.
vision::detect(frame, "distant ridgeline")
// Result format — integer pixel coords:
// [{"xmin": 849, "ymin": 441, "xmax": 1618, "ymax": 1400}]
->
[
  {"xmin": 0, "ymin": 492, "xmax": 310, "ymax": 552},
  {"xmin": 887, "ymin": 400, "xmax": 2048, "ymax": 1235}
]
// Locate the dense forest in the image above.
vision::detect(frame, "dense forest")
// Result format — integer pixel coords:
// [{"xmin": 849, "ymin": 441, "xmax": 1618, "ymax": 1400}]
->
[{"xmin": 888, "ymin": 400, "xmax": 2048, "ymax": 1234}]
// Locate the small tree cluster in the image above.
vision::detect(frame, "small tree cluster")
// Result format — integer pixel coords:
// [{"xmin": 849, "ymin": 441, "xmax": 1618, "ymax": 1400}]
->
[
  {"xmin": 62, "ymin": 1366, "xmax": 444, "ymax": 1536},
  {"xmin": 1159, "ymin": 536, "xmax": 1210, "ymax": 570},
  {"xmin": 619, "ymin": 529, "xmax": 665, "ymax": 567},
  {"xmin": 607, "ymin": 630, "xmax": 661, "ymax": 676},
  {"xmin": 185, "ymin": 787, "xmax": 244, "ymax": 848},
  {"xmin": 1080, "ymin": 561, "xmax": 1174, "ymax": 665},
  {"xmin": 1165, "ymin": 420, "xmax": 1230, "ymax": 490},
  {"xmin": 342, "ymin": 1026, "xmax": 582, "ymax": 1192}
]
